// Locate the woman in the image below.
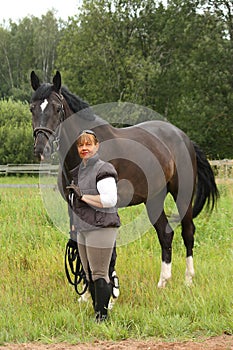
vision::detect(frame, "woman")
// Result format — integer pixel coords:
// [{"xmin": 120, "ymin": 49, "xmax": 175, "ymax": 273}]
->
[{"xmin": 67, "ymin": 130, "xmax": 120, "ymax": 322}]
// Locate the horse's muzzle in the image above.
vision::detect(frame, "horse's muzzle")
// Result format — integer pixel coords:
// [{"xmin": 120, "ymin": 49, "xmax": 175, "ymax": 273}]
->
[{"xmin": 34, "ymin": 134, "xmax": 52, "ymax": 161}]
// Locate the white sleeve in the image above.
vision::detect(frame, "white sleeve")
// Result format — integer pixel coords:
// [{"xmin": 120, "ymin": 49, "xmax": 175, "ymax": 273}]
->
[{"xmin": 97, "ymin": 177, "xmax": 118, "ymax": 208}]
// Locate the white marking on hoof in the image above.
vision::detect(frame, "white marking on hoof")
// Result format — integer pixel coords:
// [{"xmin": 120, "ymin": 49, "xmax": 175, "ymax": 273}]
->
[
  {"xmin": 112, "ymin": 271, "xmax": 120, "ymax": 298},
  {"xmin": 108, "ymin": 297, "xmax": 116, "ymax": 310},
  {"xmin": 185, "ymin": 256, "xmax": 195, "ymax": 285},
  {"xmin": 78, "ymin": 292, "xmax": 89, "ymax": 303},
  {"xmin": 40, "ymin": 99, "xmax": 48, "ymax": 111},
  {"xmin": 158, "ymin": 262, "xmax": 172, "ymax": 288}
]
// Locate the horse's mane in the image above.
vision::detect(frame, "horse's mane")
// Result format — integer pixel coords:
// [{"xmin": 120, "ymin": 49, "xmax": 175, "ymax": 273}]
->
[
  {"xmin": 61, "ymin": 86, "xmax": 90, "ymax": 113},
  {"xmin": 61, "ymin": 86, "xmax": 96, "ymax": 120}
]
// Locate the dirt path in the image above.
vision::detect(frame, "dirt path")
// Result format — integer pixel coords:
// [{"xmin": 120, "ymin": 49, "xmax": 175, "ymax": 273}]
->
[{"xmin": 0, "ymin": 335, "xmax": 232, "ymax": 350}]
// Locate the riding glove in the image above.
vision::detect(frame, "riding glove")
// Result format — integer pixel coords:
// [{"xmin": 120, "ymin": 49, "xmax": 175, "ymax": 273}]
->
[{"xmin": 66, "ymin": 183, "xmax": 83, "ymax": 200}]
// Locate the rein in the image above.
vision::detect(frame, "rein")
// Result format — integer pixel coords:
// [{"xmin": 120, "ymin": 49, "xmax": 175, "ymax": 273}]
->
[
  {"xmin": 32, "ymin": 89, "xmax": 89, "ymax": 296},
  {"xmin": 32, "ymin": 92, "xmax": 88, "ymax": 296},
  {"xmin": 63, "ymin": 169, "xmax": 88, "ymax": 296}
]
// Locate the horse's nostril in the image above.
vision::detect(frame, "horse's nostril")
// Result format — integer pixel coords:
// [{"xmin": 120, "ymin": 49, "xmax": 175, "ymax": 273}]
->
[{"xmin": 44, "ymin": 145, "xmax": 51, "ymax": 156}]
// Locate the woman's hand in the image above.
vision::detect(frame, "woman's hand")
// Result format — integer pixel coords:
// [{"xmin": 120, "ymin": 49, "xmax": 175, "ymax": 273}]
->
[{"xmin": 66, "ymin": 183, "xmax": 83, "ymax": 199}]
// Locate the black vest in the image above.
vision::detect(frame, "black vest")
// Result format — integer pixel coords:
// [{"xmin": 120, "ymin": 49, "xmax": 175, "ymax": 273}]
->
[{"xmin": 70, "ymin": 154, "xmax": 120, "ymax": 231}]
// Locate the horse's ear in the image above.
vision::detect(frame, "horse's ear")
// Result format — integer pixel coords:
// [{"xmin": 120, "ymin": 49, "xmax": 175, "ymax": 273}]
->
[
  {"xmin": 52, "ymin": 71, "xmax": 62, "ymax": 93},
  {"xmin": 31, "ymin": 71, "xmax": 40, "ymax": 91}
]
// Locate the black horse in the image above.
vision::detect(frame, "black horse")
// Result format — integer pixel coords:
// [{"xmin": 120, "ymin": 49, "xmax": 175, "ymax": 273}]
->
[{"xmin": 30, "ymin": 71, "xmax": 219, "ymax": 288}]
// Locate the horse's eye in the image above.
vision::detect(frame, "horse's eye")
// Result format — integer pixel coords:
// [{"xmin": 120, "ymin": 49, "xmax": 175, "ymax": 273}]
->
[
  {"xmin": 30, "ymin": 105, "xmax": 35, "ymax": 112},
  {"xmin": 54, "ymin": 104, "xmax": 62, "ymax": 113}
]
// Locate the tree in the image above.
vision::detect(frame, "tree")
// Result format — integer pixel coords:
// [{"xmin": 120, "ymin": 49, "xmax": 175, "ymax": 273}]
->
[
  {"xmin": 57, "ymin": 0, "xmax": 131, "ymax": 103},
  {"xmin": 33, "ymin": 11, "xmax": 61, "ymax": 82},
  {"xmin": 56, "ymin": 0, "xmax": 232, "ymax": 158},
  {"xmin": 164, "ymin": 0, "xmax": 233, "ymax": 158},
  {"xmin": 0, "ymin": 11, "xmax": 61, "ymax": 100},
  {"xmin": 0, "ymin": 26, "xmax": 14, "ymax": 98},
  {"xmin": 0, "ymin": 1, "xmax": 232, "ymax": 159}
]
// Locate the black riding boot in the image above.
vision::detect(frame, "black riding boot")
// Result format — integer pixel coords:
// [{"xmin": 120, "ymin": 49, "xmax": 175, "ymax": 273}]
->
[
  {"xmin": 88, "ymin": 280, "xmax": 95, "ymax": 309},
  {"xmin": 94, "ymin": 278, "xmax": 111, "ymax": 322}
]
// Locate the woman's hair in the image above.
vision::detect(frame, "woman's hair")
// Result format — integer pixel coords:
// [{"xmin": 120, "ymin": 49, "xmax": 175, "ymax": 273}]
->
[{"xmin": 77, "ymin": 130, "xmax": 99, "ymax": 145}]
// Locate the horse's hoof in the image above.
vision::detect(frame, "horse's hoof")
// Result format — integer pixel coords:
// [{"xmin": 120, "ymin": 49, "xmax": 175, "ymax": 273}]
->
[
  {"xmin": 185, "ymin": 256, "xmax": 195, "ymax": 286},
  {"xmin": 158, "ymin": 262, "xmax": 171, "ymax": 288},
  {"xmin": 157, "ymin": 280, "xmax": 167, "ymax": 288},
  {"xmin": 185, "ymin": 272, "xmax": 194, "ymax": 286},
  {"xmin": 78, "ymin": 292, "xmax": 89, "ymax": 303}
]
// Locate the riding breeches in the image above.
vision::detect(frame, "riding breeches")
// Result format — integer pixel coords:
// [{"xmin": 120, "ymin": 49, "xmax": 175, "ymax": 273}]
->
[{"xmin": 77, "ymin": 228, "xmax": 118, "ymax": 283}]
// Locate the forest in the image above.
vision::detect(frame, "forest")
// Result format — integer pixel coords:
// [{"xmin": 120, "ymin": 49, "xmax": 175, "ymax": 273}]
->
[{"xmin": 0, "ymin": 0, "xmax": 232, "ymax": 163}]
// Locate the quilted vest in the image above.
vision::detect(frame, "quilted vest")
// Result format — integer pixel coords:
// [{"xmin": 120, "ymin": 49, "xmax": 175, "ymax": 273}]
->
[{"xmin": 70, "ymin": 154, "xmax": 121, "ymax": 232}]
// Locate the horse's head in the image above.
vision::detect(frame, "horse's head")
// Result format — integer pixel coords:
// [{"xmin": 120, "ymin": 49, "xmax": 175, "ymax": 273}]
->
[{"xmin": 30, "ymin": 71, "xmax": 66, "ymax": 160}]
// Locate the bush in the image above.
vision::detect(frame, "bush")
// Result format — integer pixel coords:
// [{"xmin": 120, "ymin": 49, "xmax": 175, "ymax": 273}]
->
[{"xmin": 0, "ymin": 99, "xmax": 34, "ymax": 164}]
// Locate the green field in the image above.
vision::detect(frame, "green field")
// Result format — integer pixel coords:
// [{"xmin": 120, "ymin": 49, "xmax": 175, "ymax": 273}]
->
[{"xmin": 0, "ymin": 178, "xmax": 232, "ymax": 345}]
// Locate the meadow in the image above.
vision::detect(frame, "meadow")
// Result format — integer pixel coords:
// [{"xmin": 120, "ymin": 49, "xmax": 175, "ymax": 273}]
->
[{"xmin": 0, "ymin": 176, "xmax": 232, "ymax": 345}]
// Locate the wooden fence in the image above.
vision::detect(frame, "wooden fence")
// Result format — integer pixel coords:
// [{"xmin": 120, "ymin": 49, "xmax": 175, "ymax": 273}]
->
[
  {"xmin": 209, "ymin": 159, "xmax": 233, "ymax": 180},
  {"xmin": 0, "ymin": 160, "xmax": 232, "ymax": 178},
  {"xmin": 0, "ymin": 164, "xmax": 58, "ymax": 175}
]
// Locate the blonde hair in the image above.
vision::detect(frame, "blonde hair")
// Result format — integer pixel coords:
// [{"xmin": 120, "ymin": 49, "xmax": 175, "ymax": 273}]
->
[{"xmin": 77, "ymin": 130, "xmax": 98, "ymax": 146}]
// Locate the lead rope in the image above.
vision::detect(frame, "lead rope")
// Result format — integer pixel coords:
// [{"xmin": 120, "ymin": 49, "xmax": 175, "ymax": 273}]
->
[
  {"xmin": 64, "ymin": 237, "xmax": 88, "ymax": 296},
  {"xmin": 64, "ymin": 173, "xmax": 88, "ymax": 296}
]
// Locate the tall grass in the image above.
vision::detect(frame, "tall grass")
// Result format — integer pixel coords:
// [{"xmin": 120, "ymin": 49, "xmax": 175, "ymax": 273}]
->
[{"xmin": 0, "ymin": 179, "xmax": 232, "ymax": 344}]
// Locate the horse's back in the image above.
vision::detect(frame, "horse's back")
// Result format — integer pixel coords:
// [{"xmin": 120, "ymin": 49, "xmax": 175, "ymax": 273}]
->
[
  {"xmin": 99, "ymin": 120, "xmax": 196, "ymax": 206},
  {"xmin": 135, "ymin": 120, "xmax": 196, "ymax": 169},
  {"xmin": 135, "ymin": 120, "xmax": 193, "ymax": 149}
]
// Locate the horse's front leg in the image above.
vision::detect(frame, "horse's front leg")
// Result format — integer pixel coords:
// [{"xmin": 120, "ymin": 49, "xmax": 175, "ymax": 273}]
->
[{"xmin": 146, "ymin": 195, "xmax": 174, "ymax": 288}]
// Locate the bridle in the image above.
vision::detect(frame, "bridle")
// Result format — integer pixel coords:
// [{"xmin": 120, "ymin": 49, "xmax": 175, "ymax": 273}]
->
[{"xmin": 33, "ymin": 92, "xmax": 65, "ymax": 154}]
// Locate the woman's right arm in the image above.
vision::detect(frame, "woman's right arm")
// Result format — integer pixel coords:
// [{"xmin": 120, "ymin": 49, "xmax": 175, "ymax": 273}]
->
[{"xmin": 96, "ymin": 177, "xmax": 118, "ymax": 208}]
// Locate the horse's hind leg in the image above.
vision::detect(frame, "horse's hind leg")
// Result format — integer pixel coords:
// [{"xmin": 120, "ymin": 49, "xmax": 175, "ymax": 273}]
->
[
  {"xmin": 146, "ymin": 195, "xmax": 174, "ymax": 288},
  {"xmin": 156, "ymin": 211, "xmax": 175, "ymax": 288},
  {"xmin": 183, "ymin": 211, "xmax": 196, "ymax": 285},
  {"xmin": 178, "ymin": 203, "xmax": 196, "ymax": 285}
]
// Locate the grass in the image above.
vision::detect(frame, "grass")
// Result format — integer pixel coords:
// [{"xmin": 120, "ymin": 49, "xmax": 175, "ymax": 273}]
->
[{"xmin": 0, "ymin": 177, "xmax": 232, "ymax": 345}]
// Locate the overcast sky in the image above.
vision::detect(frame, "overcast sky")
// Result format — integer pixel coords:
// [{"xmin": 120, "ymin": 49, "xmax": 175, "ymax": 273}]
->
[
  {"xmin": 0, "ymin": 1, "xmax": 169, "ymax": 25},
  {"xmin": 0, "ymin": 0, "xmax": 82, "ymax": 24}
]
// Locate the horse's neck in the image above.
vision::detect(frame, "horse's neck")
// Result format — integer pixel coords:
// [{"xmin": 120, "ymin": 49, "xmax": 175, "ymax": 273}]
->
[
  {"xmin": 63, "ymin": 98, "xmax": 73, "ymax": 117},
  {"xmin": 60, "ymin": 103, "xmax": 118, "ymax": 172},
  {"xmin": 63, "ymin": 143, "xmax": 80, "ymax": 172},
  {"xmin": 59, "ymin": 103, "xmax": 81, "ymax": 175},
  {"xmin": 94, "ymin": 123, "xmax": 118, "ymax": 142}
]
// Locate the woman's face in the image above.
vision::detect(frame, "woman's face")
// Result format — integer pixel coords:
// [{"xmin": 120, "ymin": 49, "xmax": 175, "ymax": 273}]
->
[{"xmin": 77, "ymin": 134, "xmax": 99, "ymax": 162}]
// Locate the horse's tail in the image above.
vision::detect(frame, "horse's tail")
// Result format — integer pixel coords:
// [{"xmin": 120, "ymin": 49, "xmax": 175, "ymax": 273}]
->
[{"xmin": 192, "ymin": 142, "xmax": 219, "ymax": 218}]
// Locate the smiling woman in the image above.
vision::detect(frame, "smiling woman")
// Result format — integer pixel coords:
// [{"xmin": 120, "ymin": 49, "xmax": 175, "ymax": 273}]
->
[{"xmin": 66, "ymin": 129, "xmax": 120, "ymax": 322}]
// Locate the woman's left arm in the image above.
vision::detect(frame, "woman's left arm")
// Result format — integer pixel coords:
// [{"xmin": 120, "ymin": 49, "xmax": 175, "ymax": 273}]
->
[{"xmin": 81, "ymin": 177, "xmax": 117, "ymax": 208}]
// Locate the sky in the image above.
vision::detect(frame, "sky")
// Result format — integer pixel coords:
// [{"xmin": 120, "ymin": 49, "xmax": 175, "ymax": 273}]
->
[
  {"xmin": 0, "ymin": 1, "xmax": 170, "ymax": 24},
  {"xmin": 0, "ymin": 0, "xmax": 82, "ymax": 24}
]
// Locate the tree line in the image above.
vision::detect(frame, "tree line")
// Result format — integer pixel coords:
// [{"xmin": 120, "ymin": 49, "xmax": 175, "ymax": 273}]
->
[{"xmin": 0, "ymin": 0, "xmax": 232, "ymax": 164}]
